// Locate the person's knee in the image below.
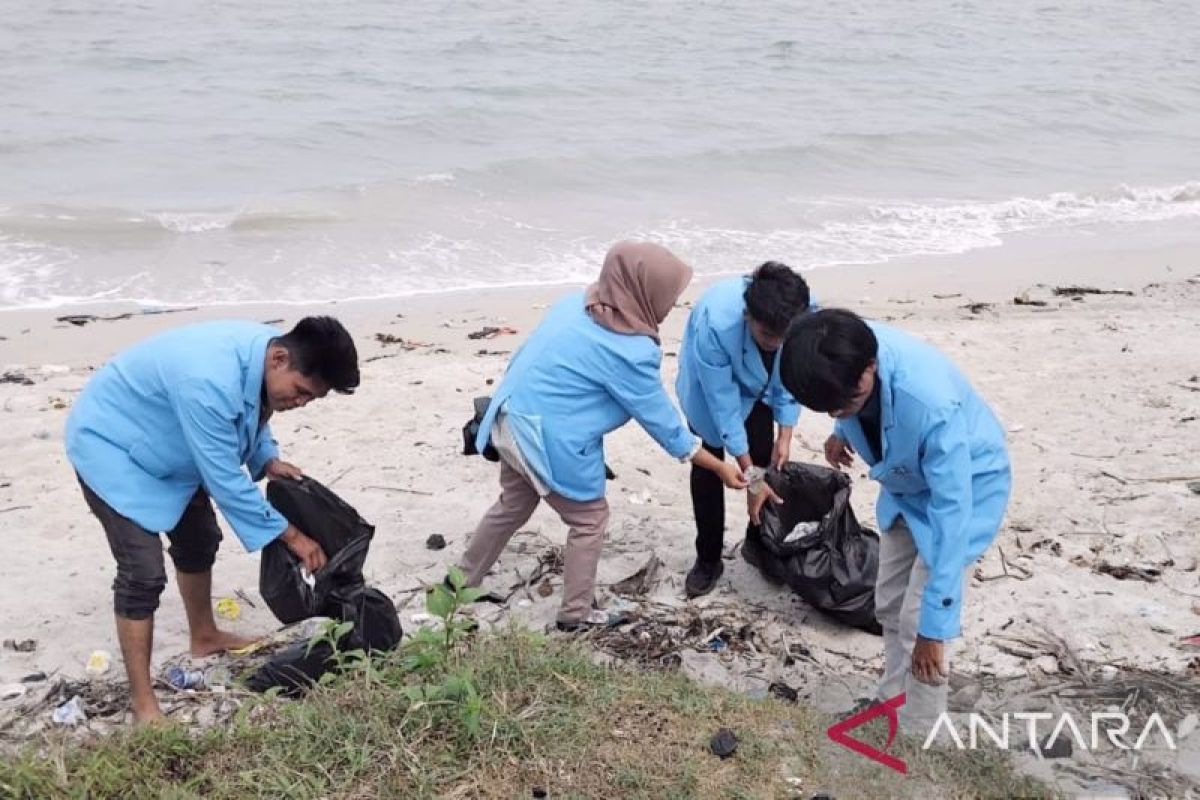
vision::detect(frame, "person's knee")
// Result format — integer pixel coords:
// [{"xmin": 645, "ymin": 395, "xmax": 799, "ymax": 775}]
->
[
  {"xmin": 113, "ymin": 575, "xmax": 166, "ymax": 619},
  {"xmin": 168, "ymin": 533, "xmax": 220, "ymax": 574}
]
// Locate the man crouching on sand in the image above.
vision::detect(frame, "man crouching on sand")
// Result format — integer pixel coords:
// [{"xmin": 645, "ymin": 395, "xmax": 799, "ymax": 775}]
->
[
  {"xmin": 65, "ymin": 317, "xmax": 359, "ymax": 723},
  {"xmin": 778, "ymin": 309, "xmax": 1010, "ymax": 733}
]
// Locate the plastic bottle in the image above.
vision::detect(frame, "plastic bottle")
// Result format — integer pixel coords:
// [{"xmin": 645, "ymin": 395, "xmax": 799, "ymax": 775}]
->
[{"xmin": 166, "ymin": 666, "xmax": 205, "ymax": 690}]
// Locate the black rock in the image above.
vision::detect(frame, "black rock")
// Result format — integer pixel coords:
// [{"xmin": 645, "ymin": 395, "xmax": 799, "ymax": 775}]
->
[
  {"xmin": 768, "ymin": 682, "xmax": 799, "ymax": 703},
  {"xmin": 710, "ymin": 727, "xmax": 738, "ymax": 759},
  {"xmin": 1033, "ymin": 735, "xmax": 1073, "ymax": 759},
  {"xmin": 531, "ymin": 789, "xmax": 547, "ymax": 799},
  {"xmin": 425, "ymin": 534, "xmax": 447, "ymax": 551}
]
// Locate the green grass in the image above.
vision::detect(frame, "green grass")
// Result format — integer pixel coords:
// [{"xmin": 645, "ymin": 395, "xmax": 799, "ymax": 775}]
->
[{"xmin": 0, "ymin": 629, "xmax": 1050, "ymax": 799}]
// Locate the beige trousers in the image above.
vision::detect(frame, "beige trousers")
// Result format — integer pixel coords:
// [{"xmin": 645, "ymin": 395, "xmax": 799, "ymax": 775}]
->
[
  {"xmin": 459, "ymin": 460, "xmax": 610, "ymax": 624},
  {"xmin": 874, "ymin": 517, "xmax": 964, "ymax": 735}
]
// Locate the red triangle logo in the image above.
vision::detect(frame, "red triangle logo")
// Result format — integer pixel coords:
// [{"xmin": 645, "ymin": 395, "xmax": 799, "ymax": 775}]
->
[{"xmin": 826, "ymin": 693, "xmax": 908, "ymax": 774}]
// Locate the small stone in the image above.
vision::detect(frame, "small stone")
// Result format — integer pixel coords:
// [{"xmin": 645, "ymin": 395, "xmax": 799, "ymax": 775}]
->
[
  {"xmin": 536, "ymin": 578, "xmax": 554, "ymax": 598},
  {"xmin": 768, "ymin": 682, "xmax": 799, "ymax": 703},
  {"xmin": 425, "ymin": 534, "xmax": 446, "ymax": 551},
  {"xmin": 1033, "ymin": 734, "xmax": 1073, "ymax": 759},
  {"xmin": 710, "ymin": 727, "xmax": 738, "ymax": 759}
]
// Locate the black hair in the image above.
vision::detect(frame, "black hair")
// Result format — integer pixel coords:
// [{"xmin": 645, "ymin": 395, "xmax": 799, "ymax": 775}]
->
[
  {"xmin": 779, "ymin": 308, "xmax": 877, "ymax": 412},
  {"xmin": 743, "ymin": 261, "xmax": 811, "ymax": 335},
  {"xmin": 274, "ymin": 316, "xmax": 360, "ymax": 394}
]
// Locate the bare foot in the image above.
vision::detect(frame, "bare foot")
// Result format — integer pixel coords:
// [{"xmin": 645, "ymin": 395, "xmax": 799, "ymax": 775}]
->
[
  {"xmin": 190, "ymin": 629, "xmax": 260, "ymax": 658},
  {"xmin": 131, "ymin": 699, "xmax": 166, "ymax": 727}
]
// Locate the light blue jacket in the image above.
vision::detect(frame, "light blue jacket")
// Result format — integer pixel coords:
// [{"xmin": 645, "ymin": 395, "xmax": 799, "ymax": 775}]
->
[
  {"xmin": 676, "ymin": 277, "xmax": 801, "ymax": 455},
  {"xmin": 66, "ymin": 321, "xmax": 288, "ymax": 551},
  {"xmin": 476, "ymin": 293, "xmax": 696, "ymax": 502},
  {"xmin": 833, "ymin": 322, "xmax": 1011, "ymax": 641}
]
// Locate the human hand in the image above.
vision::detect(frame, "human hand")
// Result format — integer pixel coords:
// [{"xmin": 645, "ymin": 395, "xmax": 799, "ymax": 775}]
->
[
  {"xmin": 911, "ymin": 635, "xmax": 947, "ymax": 686},
  {"xmin": 265, "ymin": 459, "xmax": 303, "ymax": 480},
  {"xmin": 824, "ymin": 435, "xmax": 855, "ymax": 470},
  {"xmin": 280, "ymin": 525, "xmax": 327, "ymax": 573}
]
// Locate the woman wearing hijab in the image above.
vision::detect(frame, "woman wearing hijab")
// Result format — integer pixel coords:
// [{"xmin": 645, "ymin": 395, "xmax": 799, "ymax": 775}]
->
[{"xmin": 456, "ymin": 241, "xmax": 748, "ymax": 631}]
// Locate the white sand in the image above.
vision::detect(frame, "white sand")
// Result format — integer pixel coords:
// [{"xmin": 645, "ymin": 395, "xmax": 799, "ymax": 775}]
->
[{"xmin": 1, "ymin": 229, "xmax": 1197, "ymax": 762}]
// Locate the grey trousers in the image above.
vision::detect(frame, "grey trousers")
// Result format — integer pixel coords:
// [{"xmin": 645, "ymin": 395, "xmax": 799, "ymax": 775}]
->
[
  {"xmin": 874, "ymin": 518, "xmax": 960, "ymax": 734},
  {"xmin": 459, "ymin": 460, "xmax": 610, "ymax": 624}
]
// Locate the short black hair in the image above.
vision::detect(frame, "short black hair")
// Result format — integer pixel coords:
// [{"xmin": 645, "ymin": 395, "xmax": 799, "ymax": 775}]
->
[
  {"xmin": 744, "ymin": 261, "xmax": 810, "ymax": 335},
  {"xmin": 779, "ymin": 308, "xmax": 877, "ymax": 412},
  {"xmin": 274, "ymin": 316, "xmax": 360, "ymax": 394}
]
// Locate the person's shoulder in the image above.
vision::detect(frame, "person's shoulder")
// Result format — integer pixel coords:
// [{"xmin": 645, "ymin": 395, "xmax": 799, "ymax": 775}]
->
[{"xmin": 875, "ymin": 325, "xmax": 963, "ymax": 420}]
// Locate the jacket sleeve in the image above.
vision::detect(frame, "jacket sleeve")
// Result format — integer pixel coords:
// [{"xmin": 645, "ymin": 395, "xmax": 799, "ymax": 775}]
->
[
  {"xmin": 693, "ymin": 321, "xmax": 751, "ymax": 456},
  {"xmin": 171, "ymin": 378, "xmax": 289, "ymax": 552},
  {"xmin": 247, "ymin": 424, "xmax": 280, "ymax": 481},
  {"xmin": 914, "ymin": 406, "xmax": 973, "ymax": 640},
  {"xmin": 609, "ymin": 348, "xmax": 699, "ymax": 461}
]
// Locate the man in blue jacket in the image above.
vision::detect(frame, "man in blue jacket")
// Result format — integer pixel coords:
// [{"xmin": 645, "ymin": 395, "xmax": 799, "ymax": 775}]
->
[
  {"xmin": 675, "ymin": 262, "xmax": 811, "ymax": 597},
  {"xmin": 66, "ymin": 316, "xmax": 359, "ymax": 723},
  {"xmin": 779, "ymin": 309, "xmax": 1010, "ymax": 731}
]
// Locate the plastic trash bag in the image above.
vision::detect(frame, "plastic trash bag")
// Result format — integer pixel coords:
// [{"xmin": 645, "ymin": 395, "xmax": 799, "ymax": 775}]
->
[
  {"xmin": 245, "ymin": 586, "xmax": 403, "ymax": 697},
  {"xmin": 260, "ymin": 476, "xmax": 375, "ymax": 624},
  {"xmin": 751, "ymin": 462, "xmax": 882, "ymax": 634}
]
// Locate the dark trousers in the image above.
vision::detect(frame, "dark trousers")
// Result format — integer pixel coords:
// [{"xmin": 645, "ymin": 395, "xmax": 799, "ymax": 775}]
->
[
  {"xmin": 78, "ymin": 476, "xmax": 222, "ymax": 620},
  {"xmin": 690, "ymin": 401, "xmax": 774, "ymax": 564}
]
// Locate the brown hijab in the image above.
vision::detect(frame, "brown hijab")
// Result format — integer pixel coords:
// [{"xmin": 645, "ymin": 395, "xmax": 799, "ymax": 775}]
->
[{"xmin": 584, "ymin": 241, "xmax": 693, "ymax": 343}]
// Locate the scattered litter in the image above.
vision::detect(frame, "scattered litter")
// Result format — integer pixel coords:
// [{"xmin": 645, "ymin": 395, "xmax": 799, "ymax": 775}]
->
[
  {"xmin": 1052, "ymin": 286, "xmax": 1134, "ymax": 298},
  {"xmin": 962, "ymin": 302, "xmax": 993, "ymax": 314},
  {"xmin": 0, "ymin": 371, "xmax": 34, "ymax": 386},
  {"xmin": 709, "ymin": 727, "xmax": 738, "ymax": 759},
  {"xmin": 3, "ymin": 638, "xmax": 37, "ymax": 653},
  {"xmin": 745, "ymin": 466, "xmax": 767, "ymax": 495},
  {"xmin": 1, "ymin": 683, "xmax": 26, "ymax": 701},
  {"xmin": 166, "ymin": 666, "xmax": 206, "ymax": 691},
  {"xmin": 373, "ymin": 332, "xmax": 434, "ymax": 350},
  {"xmin": 85, "ymin": 650, "xmax": 112, "ymax": 676},
  {"xmin": 467, "ymin": 326, "xmax": 518, "ymax": 340},
  {"xmin": 1095, "ymin": 561, "xmax": 1165, "ymax": 582},
  {"xmin": 21, "ymin": 672, "xmax": 47, "ymax": 683},
  {"xmin": 609, "ymin": 554, "xmax": 663, "ymax": 596},
  {"xmin": 215, "ymin": 597, "xmax": 241, "ymax": 621},
  {"xmin": 782, "ymin": 520, "xmax": 820, "ymax": 545},
  {"xmin": 425, "ymin": 534, "xmax": 446, "ymax": 551},
  {"xmin": 51, "ymin": 696, "xmax": 86, "ymax": 727},
  {"xmin": 768, "ymin": 681, "xmax": 799, "ymax": 702},
  {"xmin": 516, "ymin": 599, "xmax": 532, "ymax": 608},
  {"xmin": 1013, "ymin": 293, "xmax": 1048, "ymax": 307}
]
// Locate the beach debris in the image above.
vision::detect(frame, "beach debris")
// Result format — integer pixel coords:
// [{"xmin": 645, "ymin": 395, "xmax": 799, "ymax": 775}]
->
[
  {"xmin": 709, "ymin": 727, "xmax": 738, "ymax": 759},
  {"xmin": 425, "ymin": 534, "xmax": 447, "ymax": 551},
  {"xmin": 531, "ymin": 788, "xmax": 548, "ymax": 799},
  {"xmin": 214, "ymin": 597, "xmax": 241, "ymax": 621},
  {"xmin": 768, "ymin": 681, "xmax": 799, "ymax": 703},
  {"xmin": 783, "ymin": 520, "xmax": 820, "ymax": 545},
  {"xmin": 21, "ymin": 672, "xmax": 48, "ymax": 684},
  {"xmin": 1013, "ymin": 293, "xmax": 1048, "ymax": 307},
  {"xmin": 57, "ymin": 313, "xmax": 132, "ymax": 327},
  {"xmin": 1094, "ymin": 561, "xmax": 1165, "ymax": 582},
  {"xmin": 85, "ymin": 650, "xmax": 112, "ymax": 676},
  {"xmin": 961, "ymin": 301, "xmax": 993, "ymax": 314},
  {"xmin": 0, "ymin": 371, "xmax": 34, "ymax": 386},
  {"xmin": 1031, "ymin": 732, "xmax": 1073, "ymax": 759},
  {"xmin": 1188, "ymin": 480, "xmax": 1200, "ymax": 495},
  {"xmin": 39, "ymin": 364, "xmax": 69, "ymax": 376},
  {"xmin": 165, "ymin": 666, "xmax": 206, "ymax": 691},
  {"xmin": 609, "ymin": 554, "xmax": 663, "ymax": 596},
  {"xmin": 1, "ymin": 684, "xmax": 26, "ymax": 701},
  {"xmin": 474, "ymin": 348, "xmax": 511, "ymax": 356},
  {"xmin": 373, "ymin": 332, "xmax": 433, "ymax": 350},
  {"xmin": 536, "ymin": 578, "xmax": 554, "ymax": 598},
  {"xmin": 467, "ymin": 326, "xmax": 518, "ymax": 340},
  {"xmin": 1052, "ymin": 286, "xmax": 1135, "ymax": 298},
  {"xmin": 3, "ymin": 638, "xmax": 37, "ymax": 653},
  {"xmin": 51, "ymin": 696, "xmax": 87, "ymax": 727}
]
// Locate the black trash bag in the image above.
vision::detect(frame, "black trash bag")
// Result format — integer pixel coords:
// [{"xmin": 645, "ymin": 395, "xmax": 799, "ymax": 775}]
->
[
  {"xmin": 245, "ymin": 586, "xmax": 403, "ymax": 697},
  {"xmin": 260, "ymin": 476, "xmax": 375, "ymax": 624},
  {"xmin": 461, "ymin": 396, "xmax": 500, "ymax": 461},
  {"xmin": 755, "ymin": 462, "xmax": 882, "ymax": 634}
]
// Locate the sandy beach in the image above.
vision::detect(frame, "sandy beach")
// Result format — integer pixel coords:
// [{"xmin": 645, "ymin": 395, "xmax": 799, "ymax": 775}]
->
[{"xmin": 1, "ymin": 229, "xmax": 1198, "ymax": 790}]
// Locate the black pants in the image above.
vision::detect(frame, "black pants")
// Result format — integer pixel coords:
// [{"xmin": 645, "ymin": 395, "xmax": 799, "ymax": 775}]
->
[
  {"xmin": 78, "ymin": 476, "xmax": 222, "ymax": 620},
  {"xmin": 690, "ymin": 401, "xmax": 774, "ymax": 564}
]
